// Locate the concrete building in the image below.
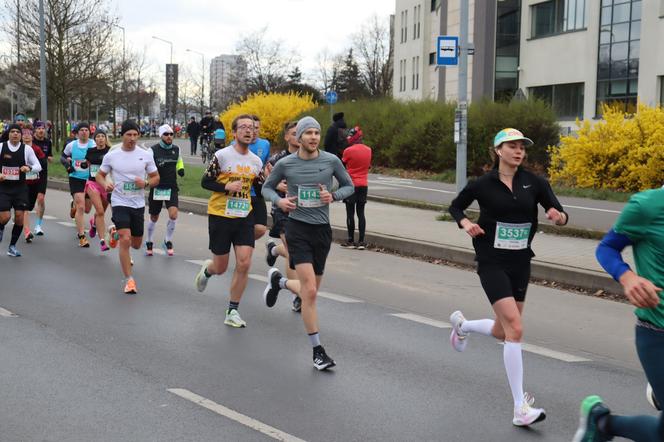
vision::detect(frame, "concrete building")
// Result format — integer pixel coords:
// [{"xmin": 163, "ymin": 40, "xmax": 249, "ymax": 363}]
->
[
  {"xmin": 393, "ymin": 0, "xmax": 664, "ymax": 125},
  {"xmin": 209, "ymin": 54, "xmax": 246, "ymax": 112}
]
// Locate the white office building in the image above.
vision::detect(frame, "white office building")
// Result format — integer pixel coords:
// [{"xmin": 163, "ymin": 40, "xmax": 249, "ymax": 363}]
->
[{"xmin": 209, "ymin": 54, "xmax": 247, "ymax": 112}]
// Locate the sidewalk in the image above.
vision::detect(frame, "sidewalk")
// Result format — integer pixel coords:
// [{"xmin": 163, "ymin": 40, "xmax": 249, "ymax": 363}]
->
[{"xmin": 47, "ymin": 179, "xmax": 625, "ymax": 294}]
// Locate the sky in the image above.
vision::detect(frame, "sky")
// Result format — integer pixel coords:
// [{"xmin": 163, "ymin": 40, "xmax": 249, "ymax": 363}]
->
[{"xmin": 110, "ymin": 0, "xmax": 394, "ymax": 89}]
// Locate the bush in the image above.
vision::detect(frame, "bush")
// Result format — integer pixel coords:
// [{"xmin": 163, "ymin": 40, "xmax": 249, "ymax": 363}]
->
[
  {"xmin": 221, "ymin": 92, "xmax": 316, "ymax": 145},
  {"xmin": 549, "ymin": 103, "xmax": 664, "ymax": 192},
  {"xmin": 299, "ymin": 98, "xmax": 560, "ymax": 175}
]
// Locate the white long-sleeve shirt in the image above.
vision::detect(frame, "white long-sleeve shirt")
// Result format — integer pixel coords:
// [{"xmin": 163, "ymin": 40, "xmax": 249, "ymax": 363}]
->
[{"xmin": 2, "ymin": 142, "xmax": 43, "ymax": 174}]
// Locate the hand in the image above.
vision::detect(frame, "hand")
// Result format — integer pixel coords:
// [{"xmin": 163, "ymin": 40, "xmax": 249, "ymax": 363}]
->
[
  {"xmin": 265, "ymin": 162, "xmax": 273, "ymax": 176},
  {"xmin": 225, "ymin": 180, "xmax": 243, "ymax": 193},
  {"xmin": 319, "ymin": 184, "xmax": 333, "ymax": 204},
  {"xmin": 276, "ymin": 180, "xmax": 288, "ymax": 193},
  {"xmin": 0, "ymin": 174, "xmax": 5, "ymax": 182},
  {"xmin": 546, "ymin": 208, "xmax": 565, "ymax": 225},
  {"xmin": 48, "ymin": 156, "xmax": 53, "ymax": 163},
  {"xmin": 460, "ymin": 219, "xmax": 485, "ymax": 238},
  {"xmin": 104, "ymin": 182, "xmax": 115, "ymax": 192},
  {"xmin": 277, "ymin": 195, "xmax": 297, "ymax": 212},
  {"xmin": 619, "ymin": 271, "xmax": 662, "ymax": 308},
  {"xmin": 134, "ymin": 177, "xmax": 146, "ymax": 189},
  {"xmin": 177, "ymin": 169, "xmax": 185, "ymax": 177},
  {"xmin": 19, "ymin": 165, "xmax": 31, "ymax": 173}
]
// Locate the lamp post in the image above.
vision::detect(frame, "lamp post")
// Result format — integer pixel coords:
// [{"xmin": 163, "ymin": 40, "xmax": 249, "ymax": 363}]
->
[
  {"xmin": 186, "ymin": 48, "xmax": 205, "ymax": 117},
  {"xmin": 39, "ymin": 0, "xmax": 47, "ymax": 122},
  {"xmin": 104, "ymin": 21, "xmax": 125, "ymax": 134},
  {"xmin": 152, "ymin": 36, "xmax": 174, "ymax": 124}
]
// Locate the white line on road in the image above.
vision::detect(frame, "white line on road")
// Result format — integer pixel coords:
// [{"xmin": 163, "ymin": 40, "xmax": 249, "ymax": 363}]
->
[
  {"xmin": 561, "ymin": 204, "xmax": 621, "ymax": 214},
  {"xmin": 186, "ymin": 259, "xmax": 207, "ymax": 266},
  {"xmin": 390, "ymin": 313, "xmax": 451, "ymax": 328},
  {"xmin": 248, "ymin": 274, "xmax": 363, "ymax": 303},
  {"xmin": 42, "ymin": 215, "xmax": 58, "ymax": 220},
  {"xmin": 57, "ymin": 221, "xmax": 76, "ymax": 227},
  {"xmin": 168, "ymin": 388, "xmax": 307, "ymax": 442},
  {"xmin": 0, "ymin": 307, "xmax": 18, "ymax": 317},
  {"xmin": 368, "ymin": 180, "xmax": 456, "ymax": 195}
]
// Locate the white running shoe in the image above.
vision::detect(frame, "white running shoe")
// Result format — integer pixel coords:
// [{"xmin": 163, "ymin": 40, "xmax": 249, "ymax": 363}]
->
[
  {"xmin": 194, "ymin": 259, "xmax": 213, "ymax": 293},
  {"xmin": 34, "ymin": 224, "xmax": 44, "ymax": 236},
  {"xmin": 449, "ymin": 310, "xmax": 468, "ymax": 352},
  {"xmin": 224, "ymin": 309, "xmax": 247, "ymax": 328},
  {"xmin": 512, "ymin": 402, "xmax": 546, "ymax": 426}
]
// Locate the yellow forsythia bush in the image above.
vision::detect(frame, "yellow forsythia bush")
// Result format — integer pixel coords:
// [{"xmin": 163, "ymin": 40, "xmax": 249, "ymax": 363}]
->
[
  {"xmin": 220, "ymin": 92, "xmax": 316, "ymax": 144},
  {"xmin": 548, "ymin": 103, "xmax": 664, "ymax": 192}
]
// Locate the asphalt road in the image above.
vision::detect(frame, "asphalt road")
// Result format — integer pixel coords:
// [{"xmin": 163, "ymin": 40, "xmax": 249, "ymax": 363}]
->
[{"xmin": 0, "ymin": 189, "xmax": 653, "ymax": 441}]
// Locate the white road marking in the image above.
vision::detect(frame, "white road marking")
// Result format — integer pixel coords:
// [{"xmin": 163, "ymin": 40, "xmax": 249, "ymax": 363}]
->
[
  {"xmin": 367, "ymin": 179, "xmax": 456, "ymax": 195},
  {"xmin": 562, "ymin": 204, "xmax": 621, "ymax": 214},
  {"xmin": 0, "ymin": 307, "xmax": 18, "ymax": 317},
  {"xmin": 42, "ymin": 215, "xmax": 58, "ymax": 220},
  {"xmin": 390, "ymin": 313, "xmax": 451, "ymax": 328},
  {"xmin": 57, "ymin": 221, "xmax": 76, "ymax": 227},
  {"xmin": 168, "ymin": 388, "xmax": 307, "ymax": 442},
  {"xmin": 248, "ymin": 274, "xmax": 363, "ymax": 303},
  {"xmin": 186, "ymin": 259, "xmax": 207, "ymax": 266},
  {"xmin": 518, "ymin": 343, "xmax": 591, "ymax": 363}
]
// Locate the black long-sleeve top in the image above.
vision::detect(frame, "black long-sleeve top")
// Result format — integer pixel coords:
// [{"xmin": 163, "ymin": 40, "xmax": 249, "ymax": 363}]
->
[{"xmin": 448, "ymin": 168, "xmax": 568, "ymax": 263}]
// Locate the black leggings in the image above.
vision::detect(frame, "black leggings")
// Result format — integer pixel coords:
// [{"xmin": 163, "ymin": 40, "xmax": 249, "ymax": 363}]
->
[{"xmin": 345, "ymin": 200, "xmax": 366, "ymax": 242}]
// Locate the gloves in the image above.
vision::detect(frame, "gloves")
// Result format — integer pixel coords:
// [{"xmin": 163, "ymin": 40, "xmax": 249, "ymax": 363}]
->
[{"xmin": 178, "ymin": 169, "xmax": 185, "ymax": 177}]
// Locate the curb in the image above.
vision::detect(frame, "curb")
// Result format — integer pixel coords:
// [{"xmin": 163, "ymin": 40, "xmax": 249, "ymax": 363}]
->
[{"xmin": 47, "ymin": 179, "xmax": 622, "ymax": 295}]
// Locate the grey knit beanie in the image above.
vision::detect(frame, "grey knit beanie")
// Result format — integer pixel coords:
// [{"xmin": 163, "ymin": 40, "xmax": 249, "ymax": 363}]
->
[{"xmin": 295, "ymin": 116, "xmax": 321, "ymax": 140}]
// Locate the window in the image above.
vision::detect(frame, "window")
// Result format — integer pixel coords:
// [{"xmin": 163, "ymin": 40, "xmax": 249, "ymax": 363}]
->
[
  {"xmin": 495, "ymin": 0, "xmax": 521, "ymax": 101},
  {"xmin": 412, "ymin": 57, "xmax": 416, "ymax": 89},
  {"xmin": 530, "ymin": 82, "xmax": 584, "ymax": 119},
  {"xmin": 413, "ymin": 6, "xmax": 417, "ymax": 39},
  {"xmin": 416, "ymin": 56, "xmax": 420, "ymax": 89},
  {"xmin": 660, "ymin": 76, "xmax": 664, "ymax": 104},
  {"xmin": 405, "ymin": 10, "xmax": 408, "ymax": 43},
  {"xmin": 416, "ymin": 5, "xmax": 421, "ymax": 39},
  {"xmin": 399, "ymin": 60, "xmax": 407, "ymax": 92},
  {"xmin": 429, "ymin": 52, "xmax": 436, "ymax": 65},
  {"xmin": 531, "ymin": 0, "xmax": 586, "ymax": 38},
  {"xmin": 431, "ymin": 0, "xmax": 440, "ymax": 11}
]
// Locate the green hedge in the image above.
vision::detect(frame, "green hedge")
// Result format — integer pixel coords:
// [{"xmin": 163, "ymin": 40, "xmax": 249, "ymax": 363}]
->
[{"xmin": 298, "ymin": 98, "xmax": 560, "ymax": 175}]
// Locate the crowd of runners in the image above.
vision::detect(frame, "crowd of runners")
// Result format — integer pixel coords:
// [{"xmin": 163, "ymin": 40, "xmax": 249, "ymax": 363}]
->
[{"xmin": 0, "ymin": 111, "xmax": 661, "ymax": 440}]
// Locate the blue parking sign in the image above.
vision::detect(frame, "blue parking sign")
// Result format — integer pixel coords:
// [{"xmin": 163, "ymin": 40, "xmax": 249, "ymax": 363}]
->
[{"xmin": 437, "ymin": 36, "xmax": 459, "ymax": 66}]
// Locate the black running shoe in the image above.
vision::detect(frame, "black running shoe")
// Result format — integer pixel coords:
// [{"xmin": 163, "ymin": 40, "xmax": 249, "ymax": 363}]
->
[
  {"xmin": 263, "ymin": 267, "xmax": 282, "ymax": 307},
  {"xmin": 356, "ymin": 241, "xmax": 366, "ymax": 250},
  {"xmin": 292, "ymin": 296, "xmax": 302, "ymax": 313},
  {"xmin": 265, "ymin": 239, "xmax": 277, "ymax": 267},
  {"xmin": 145, "ymin": 241, "xmax": 154, "ymax": 256},
  {"xmin": 340, "ymin": 240, "xmax": 356, "ymax": 249},
  {"xmin": 313, "ymin": 345, "xmax": 336, "ymax": 371}
]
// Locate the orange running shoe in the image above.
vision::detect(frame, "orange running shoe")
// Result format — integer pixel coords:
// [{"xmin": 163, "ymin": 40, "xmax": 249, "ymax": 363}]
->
[
  {"xmin": 108, "ymin": 225, "xmax": 118, "ymax": 248},
  {"xmin": 78, "ymin": 234, "xmax": 90, "ymax": 248},
  {"xmin": 124, "ymin": 278, "xmax": 137, "ymax": 295}
]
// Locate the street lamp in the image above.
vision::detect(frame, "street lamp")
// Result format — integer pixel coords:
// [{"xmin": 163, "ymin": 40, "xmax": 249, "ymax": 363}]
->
[
  {"xmin": 104, "ymin": 20, "xmax": 125, "ymax": 134},
  {"xmin": 186, "ymin": 48, "xmax": 205, "ymax": 117},
  {"xmin": 152, "ymin": 36, "xmax": 174, "ymax": 124}
]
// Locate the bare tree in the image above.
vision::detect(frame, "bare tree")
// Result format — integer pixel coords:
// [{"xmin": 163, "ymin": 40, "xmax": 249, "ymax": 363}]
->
[
  {"xmin": 352, "ymin": 14, "xmax": 393, "ymax": 97},
  {"xmin": 315, "ymin": 48, "xmax": 344, "ymax": 93}
]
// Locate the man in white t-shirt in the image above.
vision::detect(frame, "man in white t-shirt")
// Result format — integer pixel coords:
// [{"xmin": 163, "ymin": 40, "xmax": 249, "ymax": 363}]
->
[{"xmin": 96, "ymin": 120, "xmax": 159, "ymax": 294}]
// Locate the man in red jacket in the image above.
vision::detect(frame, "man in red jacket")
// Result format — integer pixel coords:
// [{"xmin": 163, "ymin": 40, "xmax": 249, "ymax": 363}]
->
[{"xmin": 341, "ymin": 126, "xmax": 372, "ymax": 249}]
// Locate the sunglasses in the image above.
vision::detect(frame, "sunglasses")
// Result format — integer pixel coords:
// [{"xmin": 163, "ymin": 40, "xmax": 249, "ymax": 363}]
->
[{"xmin": 163, "ymin": 132, "xmax": 174, "ymax": 136}]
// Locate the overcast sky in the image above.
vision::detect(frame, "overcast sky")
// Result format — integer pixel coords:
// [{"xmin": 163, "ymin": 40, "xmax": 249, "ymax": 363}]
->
[{"xmin": 110, "ymin": 0, "xmax": 394, "ymax": 87}]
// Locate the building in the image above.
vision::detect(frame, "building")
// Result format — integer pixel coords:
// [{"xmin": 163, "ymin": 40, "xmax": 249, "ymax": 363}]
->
[
  {"xmin": 209, "ymin": 54, "xmax": 247, "ymax": 112},
  {"xmin": 393, "ymin": 0, "xmax": 664, "ymax": 125}
]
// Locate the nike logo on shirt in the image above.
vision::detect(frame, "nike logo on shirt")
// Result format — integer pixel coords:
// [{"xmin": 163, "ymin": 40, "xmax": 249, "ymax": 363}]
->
[{"xmin": 523, "ymin": 185, "xmax": 531, "ymax": 189}]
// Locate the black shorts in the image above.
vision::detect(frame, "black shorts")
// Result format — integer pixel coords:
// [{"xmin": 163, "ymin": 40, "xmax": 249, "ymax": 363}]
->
[
  {"xmin": 0, "ymin": 185, "xmax": 28, "ymax": 212},
  {"xmin": 477, "ymin": 261, "xmax": 531, "ymax": 304},
  {"xmin": 148, "ymin": 187, "xmax": 179, "ymax": 215},
  {"xmin": 27, "ymin": 184, "xmax": 40, "ymax": 211},
  {"xmin": 69, "ymin": 176, "xmax": 86, "ymax": 195},
  {"xmin": 344, "ymin": 186, "xmax": 368, "ymax": 204},
  {"xmin": 269, "ymin": 209, "xmax": 289, "ymax": 239},
  {"xmin": 111, "ymin": 205, "xmax": 145, "ymax": 237},
  {"xmin": 251, "ymin": 196, "xmax": 267, "ymax": 226},
  {"xmin": 286, "ymin": 218, "xmax": 332, "ymax": 275},
  {"xmin": 208, "ymin": 214, "xmax": 255, "ymax": 255}
]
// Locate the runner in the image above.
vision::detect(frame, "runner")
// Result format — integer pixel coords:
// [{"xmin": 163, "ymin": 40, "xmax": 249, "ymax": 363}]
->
[
  {"xmin": 61, "ymin": 122, "xmax": 94, "ymax": 247},
  {"xmin": 85, "ymin": 130, "xmax": 111, "ymax": 252},
  {"xmin": 145, "ymin": 124, "xmax": 184, "ymax": 257},
  {"xmin": 340, "ymin": 126, "xmax": 372, "ymax": 250},
  {"xmin": 264, "ymin": 121, "xmax": 302, "ymax": 312},
  {"xmin": 447, "ymin": 128, "xmax": 568, "ymax": 426},
  {"xmin": 249, "ymin": 115, "xmax": 270, "ymax": 240},
  {"xmin": 573, "ymin": 187, "xmax": 663, "ymax": 442},
  {"xmin": 262, "ymin": 116, "xmax": 354, "ymax": 370},
  {"xmin": 30, "ymin": 121, "xmax": 52, "ymax": 236},
  {"xmin": 21, "ymin": 127, "xmax": 47, "ymax": 243},
  {"xmin": 193, "ymin": 114, "xmax": 263, "ymax": 328},
  {"xmin": 0, "ymin": 123, "xmax": 42, "ymax": 257},
  {"xmin": 95, "ymin": 120, "xmax": 159, "ymax": 294}
]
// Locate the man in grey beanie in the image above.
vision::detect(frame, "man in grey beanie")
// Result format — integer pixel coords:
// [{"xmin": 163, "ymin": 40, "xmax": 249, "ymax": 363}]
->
[{"xmin": 262, "ymin": 115, "xmax": 354, "ymax": 371}]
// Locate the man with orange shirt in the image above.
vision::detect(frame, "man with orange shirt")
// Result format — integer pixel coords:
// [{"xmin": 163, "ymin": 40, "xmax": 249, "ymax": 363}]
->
[{"xmin": 341, "ymin": 126, "xmax": 372, "ymax": 249}]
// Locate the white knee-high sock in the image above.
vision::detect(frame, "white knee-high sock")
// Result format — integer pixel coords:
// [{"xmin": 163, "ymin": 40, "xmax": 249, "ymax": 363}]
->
[
  {"xmin": 460, "ymin": 319, "xmax": 495, "ymax": 336},
  {"xmin": 147, "ymin": 220, "xmax": 156, "ymax": 242},
  {"xmin": 503, "ymin": 341, "xmax": 525, "ymax": 408},
  {"xmin": 165, "ymin": 219, "xmax": 176, "ymax": 241}
]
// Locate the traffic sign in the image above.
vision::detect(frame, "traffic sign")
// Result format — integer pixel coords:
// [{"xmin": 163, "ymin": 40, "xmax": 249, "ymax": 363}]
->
[
  {"xmin": 325, "ymin": 90, "xmax": 338, "ymax": 104},
  {"xmin": 437, "ymin": 36, "xmax": 459, "ymax": 66}
]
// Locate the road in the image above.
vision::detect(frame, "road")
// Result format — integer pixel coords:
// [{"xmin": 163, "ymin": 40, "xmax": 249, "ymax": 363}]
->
[{"xmin": 0, "ymin": 189, "xmax": 653, "ymax": 441}]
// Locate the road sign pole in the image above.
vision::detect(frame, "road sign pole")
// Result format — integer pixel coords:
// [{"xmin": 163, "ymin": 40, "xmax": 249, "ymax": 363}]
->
[{"xmin": 456, "ymin": 0, "xmax": 469, "ymax": 193}]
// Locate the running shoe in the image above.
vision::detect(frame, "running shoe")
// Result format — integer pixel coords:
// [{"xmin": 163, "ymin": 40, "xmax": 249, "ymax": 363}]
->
[
  {"xmin": 100, "ymin": 240, "xmax": 110, "ymax": 252},
  {"xmin": 449, "ymin": 310, "xmax": 468, "ymax": 352},
  {"xmin": 263, "ymin": 267, "xmax": 282, "ymax": 307},
  {"xmin": 356, "ymin": 241, "xmax": 367, "ymax": 250},
  {"xmin": 69, "ymin": 200, "xmax": 76, "ymax": 218},
  {"xmin": 647, "ymin": 383, "xmax": 661, "ymax": 411},
  {"xmin": 24, "ymin": 231, "xmax": 34, "ymax": 243},
  {"xmin": 34, "ymin": 224, "xmax": 44, "ymax": 236},
  {"xmin": 124, "ymin": 278, "xmax": 137, "ymax": 295},
  {"xmin": 313, "ymin": 345, "xmax": 336, "ymax": 370},
  {"xmin": 292, "ymin": 296, "xmax": 302, "ymax": 313},
  {"xmin": 340, "ymin": 240, "xmax": 356, "ymax": 249},
  {"xmin": 265, "ymin": 239, "xmax": 277, "ymax": 266},
  {"xmin": 163, "ymin": 240, "xmax": 174, "ymax": 257},
  {"xmin": 108, "ymin": 226, "xmax": 118, "ymax": 248},
  {"xmin": 224, "ymin": 309, "xmax": 247, "ymax": 328},
  {"xmin": 572, "ymin": 396, "xmax": 611, "ymax": 442},
  {"xmin": 513, "ymin": 402, "xmax": 546, "ymax": 427},
  {"xmin": 7, "ymin": 245, "xmax": 21, "ymax": 257},
  {"xmin": 78, "ymin": 234, "xmax": 90, "ymax": 248},
  {"xmin": 89, "ymin": 218, "xmax": 96, "ymax": 238},
  {"xmin": 194, "ymin": 259, "xmax": 213, "ymax": 293},
  {"xmin": 145, "ymin": 241, "xmax": 154, "ymax": 257}
]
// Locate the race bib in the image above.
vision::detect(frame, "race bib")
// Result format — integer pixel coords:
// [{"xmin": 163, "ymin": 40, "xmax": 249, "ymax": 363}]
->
[
  {"xmin": 153, "ymin": 188, "xmax": 172, "ymax": 201},
  {"xmin": 89, "ymin": 164, "xmax": 99, "ymax": 178},
  {"xmin": 225, "ymin": 197, "xmax": 250, "ymax": 217},
  {"xmin": 122, "ymin": 181, "xmax": 141, "ymax": 194},
  {"xmin": 1, "ymin": 166, "xmax": 20, "ymax": 181},
  {"xmin": 494, "ymin": 222, "xmax": 531, "ymax": 250},
  {"xmin": 298, "ymin": 185, "xmax": 324, "ymax": 208},
  {"xmin": 25, "ymin": 170, "xmax": 39, "ymax": 180}
]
